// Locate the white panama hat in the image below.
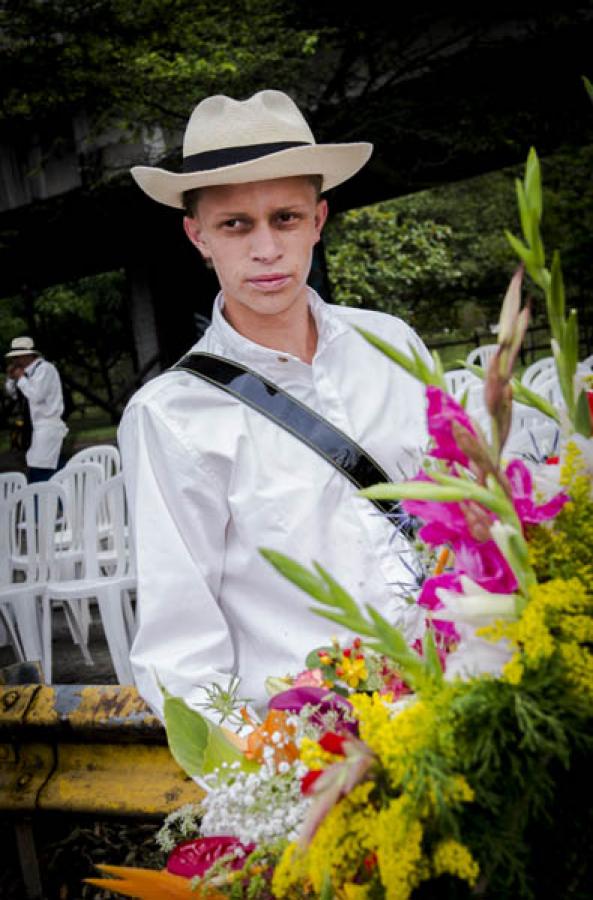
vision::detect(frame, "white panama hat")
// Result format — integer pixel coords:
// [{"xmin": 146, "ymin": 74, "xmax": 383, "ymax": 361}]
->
[
  {"xmin": 5, "ymin": 336, "xmax": 39, "ymax": 358},
  {"xmin": 131, "ymin": 89, "xmax": 373, "ymax": 209}
]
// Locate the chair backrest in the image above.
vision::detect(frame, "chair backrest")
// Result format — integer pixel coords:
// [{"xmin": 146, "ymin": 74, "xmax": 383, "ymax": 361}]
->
[
  {"xmin": 0, "ymin": 471, "xmax": 27, "ymax": 502},
  {"xmin": 50, "ymin": 462, "xmax": 104, "ymax": 553},
  {"xmin": 66, "ymin": 444, "xmax": 121, "ymax": 481},
  {"xmin": 465, "ymin": 344, "xmax": 499, "ymax": 368},
  {"xmin": 504, "ymin": 421, "xmax": 560, "ymax": 462},
  {"xmin": 444, "ymin": 368, "xmax": 479, "ymax": 399},
  {"xmin": 83, "ymin": 474, "xmax": 133, "ymax": 581},
  {"xmin": 521, "ymin": 356, "xmax": 555, "ymax": 390},
  {"xmin": 6, "ymin": 482, "xmax": 67, "ymax": 585}
]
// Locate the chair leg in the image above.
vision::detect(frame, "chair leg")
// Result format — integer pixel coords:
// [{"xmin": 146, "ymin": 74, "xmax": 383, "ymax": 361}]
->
[
  {"xmin": 62, "ymin": 600, "xmax": 94, "ymax": 667},
  {"xmin": 41, "ymin": 595, "xmax": 52, "ymax": 685},
  {"xmin": 12, "ymin": 595, "xmax": 44, "ymax": 665},
  {"xmin": 122, "ymin": 590, "xmax": 137, "ymax": 644},
  {"xmin": 96, "ymin": 586, "xmax": 134, "ymax": 684},
  {"xmin": 0, "ymin": 604, "xmax": 25, "ymax": 662}
]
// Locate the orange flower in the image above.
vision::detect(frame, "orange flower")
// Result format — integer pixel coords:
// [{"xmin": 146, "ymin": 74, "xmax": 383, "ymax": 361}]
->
[
  {"xmin": 245, "ymin": 708, "xmax": 298, "ymax": 767},
  {"xmin": 85, "ymin": 864, "xmax": 225, "ymax": 899}
]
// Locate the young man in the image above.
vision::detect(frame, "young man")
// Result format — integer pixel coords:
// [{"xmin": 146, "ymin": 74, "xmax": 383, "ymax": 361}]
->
[
  {"xmin": 4, "ymin": 336, "xmax": 68, "ymax": 481},
  {"xmin": 119, "ymin": 90, "xmax": 430, "ymax": 721}
]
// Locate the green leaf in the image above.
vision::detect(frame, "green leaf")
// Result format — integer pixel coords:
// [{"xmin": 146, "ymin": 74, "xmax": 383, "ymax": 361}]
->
[
  {"xmin": 582, "ymin": 75, "xmax": 593, "ymax": 104},
  {"xmin": 355, "ymin": 326, "xmax": 420, "ymax": 378},
  {"xmin": 422, "ymin": 628, "xmax": 444, "ymax": 684},
  {"xmin": 549, "ymin": 251, "xmax": 566, "ymax": 342},
  {"xmin": 260, "ymin": 549, "xmax": 331, "ymax": 606},
  {"xmin": 361, "ymin": 481, "xmax": 478, "ymax": 503},
  {"xmin": 305, "ymin": 646, "xmax": 334, "ymax": 670},
  {"xmin": 163, "ymin": 693, "xmax": 251, "ymax": 778},
  {"xmin": 365, "ymin": 606, "xmax": 427, "ymax": 687},
  {"xmin": 505, "ymin": 229, "xmax": 534, "ymax": 268},
  {"xmin": 515, "ymin": 178, "xmax": 531, "ymax": 246},
  {"xmin": 564, "ymin": 309, "xmax": 579, "ymax": 383},
  {"xmin": 524, "ymin": 147, "xmax": 543, "ymax": 222},
  {"xmin": 510, "ymin": 378, "xmax": 561, "ymax": 423},
  {"xmin": 574, "ymin": 389, "xmax": 593, "ymax": 438}
]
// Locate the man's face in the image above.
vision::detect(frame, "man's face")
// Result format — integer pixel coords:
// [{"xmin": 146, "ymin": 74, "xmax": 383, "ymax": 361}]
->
[
  {"xmin": 6, "ymin": 353, "xmax": 35, "ymax": 374},
  {"xmin": 183, "ymin": 176, "xmax": 328, "ymax": 324}
]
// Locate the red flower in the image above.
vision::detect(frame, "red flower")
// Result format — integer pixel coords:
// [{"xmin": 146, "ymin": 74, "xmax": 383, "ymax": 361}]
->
[
  {"xmin": 166, "ymin": 836, "xmax": 255, "ymax": 878},
  {"xmin": 301, "ymin": 770, "xmax": 323, "ymax": 795},
  {"xmin": 318, "ymin": 732, "xmax": 347, "ymax": 756}
]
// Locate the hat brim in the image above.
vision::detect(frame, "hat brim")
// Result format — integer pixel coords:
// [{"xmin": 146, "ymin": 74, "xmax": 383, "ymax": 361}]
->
[
  {"xmin": 6, "ymin": 349, "xmax": 39, "ymax": 358},
  {"xmin": 131, "ymin": 142, "xmax": 373, "ymax": 209}
]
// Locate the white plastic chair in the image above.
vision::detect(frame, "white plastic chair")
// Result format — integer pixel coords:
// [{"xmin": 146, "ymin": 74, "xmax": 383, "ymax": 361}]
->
[
  {"xmin": 504, "ymin": 420, "xmax": 561, "ymax": 462},
  {"xmin": 0, "ymin": 482, "xmax": 92, "ymax": 676},
  {"xmin": 49, "ymin": 461, "xmax": 104, "ymax": 651},
  {"xmin": 521, "ymin": 356, "xmax": 555, "ymax": 390},
  {"xmin": 465, "ymin": 344, "xmax": 499, "ymax": 369},
  {"xmin": 444, "ymin": 368, "xmax": 480, "ymax": 400},
  {"xmin": 0, "ymin": 471, "xmax": 27, "ymax": 501},
  {"xmin": 42, "ymin": 474, "xmax": 136, "ymax": 684},
  {"xmin": 50, "ymin": 463, "xmax": 104, "ymax": 574},
  {"xmin": 66, "ymin": 444, "xmax": 121, "ymax": 481}
]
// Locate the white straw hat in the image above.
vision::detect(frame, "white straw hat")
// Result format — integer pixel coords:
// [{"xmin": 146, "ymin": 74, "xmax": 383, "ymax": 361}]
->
[
  {"xmin": 5, "ymin": 336, "xmax": 39, "ymax": 358},
  {"xmin": 131, "ymin": 89, "xmax": 373, "ymax": 209}
]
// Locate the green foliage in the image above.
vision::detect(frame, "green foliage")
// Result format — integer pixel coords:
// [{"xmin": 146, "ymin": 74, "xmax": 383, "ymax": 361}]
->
[
  {"xmin": 450, "ymin": 662, "xmax": 593, "ymax": 899},
  {"xmin": 0, "ymin": 0, "xmax": 321, "ymax": 132},
  {"xmin": 324, "ymin": 204, "xmax": 463, "ymax": 331},
  {"xmin": 505, "ymin": 148, "xmax": 591, "ymax": 436}
]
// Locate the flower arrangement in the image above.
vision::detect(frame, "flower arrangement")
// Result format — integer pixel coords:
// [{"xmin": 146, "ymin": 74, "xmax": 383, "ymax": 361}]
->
[{"xmin": 89, "ymin": 150, "xmax": 593, "ymax": 900}]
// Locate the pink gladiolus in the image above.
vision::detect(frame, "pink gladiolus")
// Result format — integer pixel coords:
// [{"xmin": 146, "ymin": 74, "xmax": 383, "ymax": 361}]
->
[
  {"xmin": 505, "ymin": 459, "xmax": 569, "ymax": 525},
  {"xmin": 426, "ymin": 385, "xmax": 478, "ymax": 467},
  {"xmin": 454, "ymin": 540, "xmax": 518, "ymax": 593},
  {"xmin": 417, "ymin": 573, "xmax": 461, "ymax": 645}
]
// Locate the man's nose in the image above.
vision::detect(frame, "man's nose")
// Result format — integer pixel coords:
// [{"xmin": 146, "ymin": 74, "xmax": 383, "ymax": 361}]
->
[{"xmin": 250, "ymin": 223, "xmax": 282, "ymax": 262}]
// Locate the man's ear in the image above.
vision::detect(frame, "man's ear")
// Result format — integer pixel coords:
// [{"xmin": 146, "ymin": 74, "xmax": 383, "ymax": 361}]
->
[
  {"xmin": 183, "ymin": 216, "xmax": 212, "ymax": 261},
  {"xmin": 313, "ymin": 199, "xmax": 329, "ymax": 243}
]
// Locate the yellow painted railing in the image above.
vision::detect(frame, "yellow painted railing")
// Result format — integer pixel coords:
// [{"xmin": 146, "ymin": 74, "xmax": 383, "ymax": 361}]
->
[{"xmin": 0, "ymin": 683, "xmax": 202, "ymax": 816}]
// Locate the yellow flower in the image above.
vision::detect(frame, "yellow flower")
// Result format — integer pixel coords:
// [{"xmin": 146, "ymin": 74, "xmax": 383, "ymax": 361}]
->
[
  {"xmin": 432, "ymin": 839, "xmax": 480, "ymax": 887},
  {"xmin": 271, "ymin": 843, "xmax": 307, "ymax": 898},
  {"xmin": 299, "ymin": 736, "xmax": 341, "ymax": 769},
  {"xmin": 339, "ymin": 654, "xmax": 369, "ymax": 688}
]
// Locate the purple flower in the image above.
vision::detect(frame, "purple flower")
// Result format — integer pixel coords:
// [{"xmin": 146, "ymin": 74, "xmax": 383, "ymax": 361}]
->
[{"xmin": 268, "ymin": 687, "xmax": 357, "ymax": 734}]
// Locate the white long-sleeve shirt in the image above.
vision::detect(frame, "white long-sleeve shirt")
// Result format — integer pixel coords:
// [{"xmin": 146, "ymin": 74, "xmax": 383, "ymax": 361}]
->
[
  {"xmin": 118, "ymin": 291, "xmax": 430, "ymax": 720},
  {"xmin": 5, "ymin": 357, "xmax": 67, "ymax": 467}
]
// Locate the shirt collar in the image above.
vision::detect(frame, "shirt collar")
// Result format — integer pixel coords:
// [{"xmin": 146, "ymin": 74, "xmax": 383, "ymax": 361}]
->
[
  {"xmin": 202, "ymin": 288, "xmax": 348, "ymax": 366},
  {"xmin": 24, "ymin": 357, "xmax": 42, "ymax": 377}
]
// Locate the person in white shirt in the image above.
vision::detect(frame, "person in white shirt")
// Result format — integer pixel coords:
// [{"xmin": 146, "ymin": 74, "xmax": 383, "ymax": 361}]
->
[
  {"xmin": 4, "ymin": 336, "xmax": 68, "ymax": 482},
  {"xmin": 119, "ymin": 89, "xmax": 431, "ymax": 722}
]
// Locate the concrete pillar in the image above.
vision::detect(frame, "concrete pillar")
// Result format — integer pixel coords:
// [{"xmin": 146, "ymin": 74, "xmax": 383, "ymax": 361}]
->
[{"xmin": 128, "ymin": 266, "xmax": 161, "ymax": 382}]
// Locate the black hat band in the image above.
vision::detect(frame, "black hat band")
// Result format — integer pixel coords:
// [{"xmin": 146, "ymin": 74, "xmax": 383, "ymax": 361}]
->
[{"xmin": 182, "ymin": 141, "xmax": 311, "ymax": 173}]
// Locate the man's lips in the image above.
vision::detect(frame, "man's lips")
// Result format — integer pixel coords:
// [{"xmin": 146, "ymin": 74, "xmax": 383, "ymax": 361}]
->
[{"xmin": 247, "ymin": 273, "xmax": 291, "ymax": 289}]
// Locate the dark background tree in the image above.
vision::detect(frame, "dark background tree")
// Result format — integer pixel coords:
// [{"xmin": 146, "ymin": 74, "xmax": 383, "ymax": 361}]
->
[{"xmin": 1, "ymin": 1, "xmax": 592, "ymax": 435}]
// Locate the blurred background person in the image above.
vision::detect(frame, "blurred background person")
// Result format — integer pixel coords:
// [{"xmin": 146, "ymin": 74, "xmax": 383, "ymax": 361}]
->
[{"xmin": 4, "ymin": 336, "xmax": 68, "ymax": 482}]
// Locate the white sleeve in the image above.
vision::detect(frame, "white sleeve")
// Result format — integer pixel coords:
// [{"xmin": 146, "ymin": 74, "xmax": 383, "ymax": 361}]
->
[
  {"xmin": 4, "ymin": 378, "xmax": 17, "ymax": 399},
  {"xmin": 17, "ymin": 364, "xmax": 62, "ymax": 409},
  {"xmin": 119, "ymin": 400, "xmax": 238, "ymax": 723}
]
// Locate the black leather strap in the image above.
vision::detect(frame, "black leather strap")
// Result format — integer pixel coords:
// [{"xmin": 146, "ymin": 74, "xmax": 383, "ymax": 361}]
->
[{"xmin": 174, "ymin": 351, "xmax": 409, "ymax": 530}]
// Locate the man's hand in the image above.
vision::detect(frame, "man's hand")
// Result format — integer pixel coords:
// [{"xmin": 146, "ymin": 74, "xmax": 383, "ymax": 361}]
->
[{"xmin": 7, "ymin": 364, "xmax": 24, "ymax": 380}]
